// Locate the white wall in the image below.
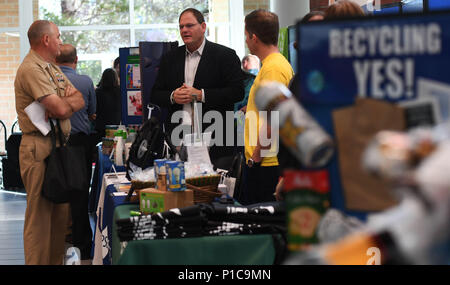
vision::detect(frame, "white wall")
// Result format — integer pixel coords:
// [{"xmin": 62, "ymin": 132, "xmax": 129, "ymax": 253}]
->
[
  {"xmin": 229, "ymin": 0, "xmax": 245, "ymax": 59},
  {"xmin": 271, "ymin": 0, "xmax": 310, "ymax": 28}
]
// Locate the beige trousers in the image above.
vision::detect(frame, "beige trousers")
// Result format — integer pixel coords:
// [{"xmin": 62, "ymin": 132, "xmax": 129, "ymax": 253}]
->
[{"xmin": 19, "ymin": 134, "xmax": 70, "ymax": 265}]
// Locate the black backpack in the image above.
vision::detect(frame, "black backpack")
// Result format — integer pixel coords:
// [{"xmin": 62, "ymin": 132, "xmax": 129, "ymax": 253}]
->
[
  {"xmin": 125, "ymin": 113, "xmax": 178, "ymax": 180},
  {"xmin": 126, "ymin": 116, "xmax": 164, "ymax": 173}
]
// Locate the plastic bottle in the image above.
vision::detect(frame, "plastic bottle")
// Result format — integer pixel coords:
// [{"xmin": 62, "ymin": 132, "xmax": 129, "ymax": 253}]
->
[
  {"xmin": 254, "ymin": 81, "xmax": 334, "ymax": 168},
  {"xmin": 118, "ymin": 124, "xmax": 127, "ymax": 133},
  {"xmin": 114, "ymin": 131, "xmax": 124, "ymax": 166},
  {"xmin": 127, "ymin": 129, "xmax": 137, "ymax": 144}
]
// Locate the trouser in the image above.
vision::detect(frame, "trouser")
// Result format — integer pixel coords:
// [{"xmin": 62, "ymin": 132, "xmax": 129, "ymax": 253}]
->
[
  {"xmin": 67, "ymin": 132, "xmax": 94, "ymax": 260},
  {"xmin": 245, "ymin": 164, "xmax": 280, "ymax": 205},
  {"xmin": 20, "ymin": 134, "xmax": 70, "ymax": 265},
  {"xmin": 210, "ymin": 146, "xmax": 236, "ymax": 170}
]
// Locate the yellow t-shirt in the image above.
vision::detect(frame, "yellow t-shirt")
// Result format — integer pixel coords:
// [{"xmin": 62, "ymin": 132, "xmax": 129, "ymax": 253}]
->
[{"xmin": 244, "ymin": 53, "xmax": 294, "ymax": 166}]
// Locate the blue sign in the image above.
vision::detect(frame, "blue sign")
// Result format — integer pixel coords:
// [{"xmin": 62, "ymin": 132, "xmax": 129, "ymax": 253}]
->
[
  {"xmin": 296, "ymin": 11, "xmax": 450, "ymax": 218},
  {"xmin": 299, "ymin": 12, "xmax": 450, "ymax": 105}
]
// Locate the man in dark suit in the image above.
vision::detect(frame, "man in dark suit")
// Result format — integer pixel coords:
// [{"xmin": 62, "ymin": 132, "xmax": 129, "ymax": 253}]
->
[{"xmin": 151, "ymin": 8, "xmax": 244, "ymax": 168}]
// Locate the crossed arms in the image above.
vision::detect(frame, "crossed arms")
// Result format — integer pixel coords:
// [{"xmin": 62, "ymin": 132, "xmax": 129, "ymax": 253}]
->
[{"xmin": 40, "ymin": 84, "xmax": 85, "ymax": 120}]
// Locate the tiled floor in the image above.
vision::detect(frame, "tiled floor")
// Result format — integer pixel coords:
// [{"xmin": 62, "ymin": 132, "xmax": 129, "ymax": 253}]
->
[
  {"xmin": 0, "ymin": 188, "xmax": 97, "ymax": 265},
  {"xmin": 0, "ymin": 189, "xmax": 26, "ymax": 265},
  {"xmin": 0, "ymin": 164, "xmax": 96, "ymax": 265}
]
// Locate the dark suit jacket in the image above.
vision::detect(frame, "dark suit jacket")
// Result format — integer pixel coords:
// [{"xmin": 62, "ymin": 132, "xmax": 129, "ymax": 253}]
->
[{"xmin": 151, "ymin": 40, "xmax": 244, "ymax": 162}]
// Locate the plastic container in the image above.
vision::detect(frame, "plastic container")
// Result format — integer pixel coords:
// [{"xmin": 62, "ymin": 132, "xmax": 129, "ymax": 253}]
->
[
  {"xmin": 105, "ymin": 125, "xmax": 119, "ymax": 138},
  {"xmin": 254, "ymin": 81, "xmax": 334, "ymax": 168},
  {"xmin": 165, "ymin": 161, "xmax": 186, "ymax": 192}
]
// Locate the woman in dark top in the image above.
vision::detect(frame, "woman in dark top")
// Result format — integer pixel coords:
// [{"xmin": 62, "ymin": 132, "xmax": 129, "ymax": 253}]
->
[{"xmin": 95, "ymin": 68, "xmax": 122, "ymax": 138}]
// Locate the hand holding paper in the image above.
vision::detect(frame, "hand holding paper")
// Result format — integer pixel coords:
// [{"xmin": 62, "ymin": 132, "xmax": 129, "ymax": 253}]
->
[{"xmin": 24, "ymin": 101, "xmax": 55, "ymax": 136}]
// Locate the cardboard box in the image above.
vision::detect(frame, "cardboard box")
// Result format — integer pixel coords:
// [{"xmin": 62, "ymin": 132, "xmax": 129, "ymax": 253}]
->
[{"xmin": 139, "ymin": 188, "xmax": 194, "ymax": 214}]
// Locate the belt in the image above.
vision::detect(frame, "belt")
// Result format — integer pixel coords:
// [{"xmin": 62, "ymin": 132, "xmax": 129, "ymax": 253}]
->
[
  {"xmin": 23, "ymin": 131, "xmax": 46, "ymax": 137},
  {"xmin": 24, "ymin": 131, "xmax": 70, "ymax": 144}
]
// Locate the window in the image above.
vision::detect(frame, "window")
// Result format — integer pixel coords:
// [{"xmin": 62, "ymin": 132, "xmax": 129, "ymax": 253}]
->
[
  {"xmin": 243, "ymin": 0, "xmax": 270, "ymax": 55},
  {"xmin": 59, "ymin": 29, "xmax": 130, "ymax": 84},
  {"xmin": 134, "ymin": 27, "xmax": 180, "ymax": 46},
  {"xmin": 0, "ymin": 0, "xmax": 242, "ymax": 154},
  {"xmin": 39, "ymin": 0, "xmax": 130, "ymax": 26},
  {"xmin": 244, "ymin": 0, "xmax": 269, "ymax": 16},
  {"xmin": 39, "ymin": 0, "xmax": 232, "ymax": 86},
  {"xmin": 133, "ymin": 0, "xmax": 209, "ymax": 24}
]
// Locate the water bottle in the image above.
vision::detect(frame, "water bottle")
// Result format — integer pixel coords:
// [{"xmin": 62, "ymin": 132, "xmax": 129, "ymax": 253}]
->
[{"xmin": 254, "ymin": 81, "xmax": 334, "ymax": 168}]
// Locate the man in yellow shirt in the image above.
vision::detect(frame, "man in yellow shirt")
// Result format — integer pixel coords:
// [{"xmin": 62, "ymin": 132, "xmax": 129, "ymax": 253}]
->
[{"xmin": 244, "ymin": 9, "xmax": 294, "ymax": 204}]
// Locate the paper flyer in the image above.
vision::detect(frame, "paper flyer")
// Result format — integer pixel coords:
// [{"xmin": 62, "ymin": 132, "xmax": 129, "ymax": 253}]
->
[
  {"xmin": 127, "ymin": 90, "xmax": 143, "ymax": 116},
  {"xmin": 24, "ymin": 101, "xmax": 56, "ymax": 136},
  {"xmin": 126, "ymin": 64, "xmax": 141, "ymax": 89}
]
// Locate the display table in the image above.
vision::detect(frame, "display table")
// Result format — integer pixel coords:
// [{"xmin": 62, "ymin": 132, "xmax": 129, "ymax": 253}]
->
[
  {"xmin": 89, "ymin": 144, "xmax": 126, "ymax": 213},
  {"xmin": 92, "ymin": 172, "xmax": 132, "ymax": 265},
  {"xmin": 112, "ymin": 204, "xmax": 277, "ymax": 265},
  {"xmin": 90, "ymin": 166, "xmax": 279, "ymax": 265}
]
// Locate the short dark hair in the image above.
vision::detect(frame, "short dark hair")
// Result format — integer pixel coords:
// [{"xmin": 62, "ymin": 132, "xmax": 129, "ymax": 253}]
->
[
  {"xmin": 300, "ymin": 11, "xmax": 325, "ymax": 23},
  {"xmin": 245, "ymin": 9, "xmax": 279, "ymax": 46},
  {"xmin": 179, "ymin": 8, "xmax": 205, "ymax": 24},
  {"xmin": 325, "ymin": 0, "xmax": 365, "ymax": 19},
  {"xmin": 56, "ymin": 44, "xmax": 77, "ymax": 64}
]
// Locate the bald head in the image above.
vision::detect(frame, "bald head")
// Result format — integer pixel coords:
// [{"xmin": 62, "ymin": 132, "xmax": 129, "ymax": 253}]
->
[
  {"xmin": 27, "ymin": 20, "xmax": 62, "ymax": 63},
  {"xmin": 56, "ymin": 44, "xmax": 77, "ymax": 64},
  {"xmin": 242, "ymin": 54, "xmax": 260, "ymax": 71},
  {"xmin": 28, "ymin": 20, "xmax": 54, "ymax": 47}
]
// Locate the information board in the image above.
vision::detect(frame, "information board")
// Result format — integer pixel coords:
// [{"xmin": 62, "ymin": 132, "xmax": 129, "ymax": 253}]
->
[
  {"xmin": 119, "ymin": 47, "xmax": 142, "ymax": 125},
  {"xmin": 297, "ymin": 10, "xmax": 450, "ymax": 217}
]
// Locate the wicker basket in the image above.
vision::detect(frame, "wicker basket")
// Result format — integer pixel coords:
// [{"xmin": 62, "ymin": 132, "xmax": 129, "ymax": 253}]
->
[
  {"xmin": 186, "ymin": 183, "xmax": 222, "ymax": 204},
  {"xmin": 186, "ymin": 174, "xmax": 221, "ymax": 187},
  {"xmin": 186, "ymin": 174, "xmax": 221, "ymax": 204}
]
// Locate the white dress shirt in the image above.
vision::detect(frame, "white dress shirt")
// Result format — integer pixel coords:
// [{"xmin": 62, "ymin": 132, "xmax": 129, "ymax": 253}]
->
[{"xmin": 170, "ymin": 38, "xmax": 206, "ymax": 132}]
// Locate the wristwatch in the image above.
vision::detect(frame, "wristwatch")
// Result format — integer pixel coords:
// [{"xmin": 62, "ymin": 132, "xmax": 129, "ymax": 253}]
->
[{"xmin": 247, "ymin": 158, "xmax": 261, "ymax": 168}]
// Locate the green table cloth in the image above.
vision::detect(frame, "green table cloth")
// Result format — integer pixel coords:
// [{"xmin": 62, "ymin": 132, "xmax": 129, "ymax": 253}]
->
[{"xmin": 112, "ymin": 204, "xmax": 277, "ymax": 265}]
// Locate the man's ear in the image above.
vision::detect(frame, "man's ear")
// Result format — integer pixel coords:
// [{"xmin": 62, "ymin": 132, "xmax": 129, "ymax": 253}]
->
[
  {"xmin": 42, "ymin": 34, "xmax": 49, "ymax": 47},
  {"xmin": 242, "ymin": 60, "xmax": 248, "ymax": 70},
  {"xmin": 201, "ymin": 22, "xmax": 207, "ymax": 32},
  {"xmin": 251, "ymin": 33, "xmax": 258, "ymax": 44},
  {"xmin": 74, "ymin": 56, "xmax": 78, "ymax": 65}
]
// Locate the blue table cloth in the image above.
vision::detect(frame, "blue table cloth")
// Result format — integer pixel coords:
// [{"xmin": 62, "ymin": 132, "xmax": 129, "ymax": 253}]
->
[
  {"xmin": 89, "ymin": 145, "xmax": 126, "ymax": 213},
  {"xmin": 92, "ymin": 182, "xmax": 135, "ymax": 265}
]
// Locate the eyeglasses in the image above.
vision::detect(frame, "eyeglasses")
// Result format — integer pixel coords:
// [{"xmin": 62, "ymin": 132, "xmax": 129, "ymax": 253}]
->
[{"xmin": 179, "ymin": 23, "xmax": 199, "ymax": 30}]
